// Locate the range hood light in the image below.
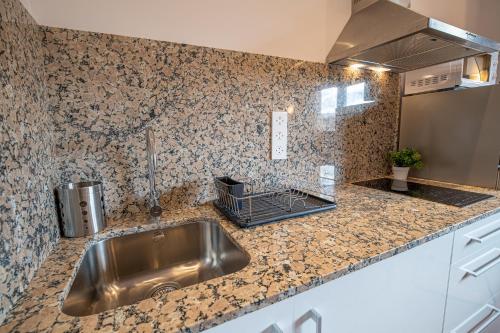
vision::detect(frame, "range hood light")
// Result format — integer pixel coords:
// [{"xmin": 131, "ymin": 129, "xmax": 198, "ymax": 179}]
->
[
  {"xmin": 369, "ymin": 66, "xmax": 391, "ymax": 72},
  {"xmin": 349, "ymin": 63, "xmax": 366, "ymax": 69}
]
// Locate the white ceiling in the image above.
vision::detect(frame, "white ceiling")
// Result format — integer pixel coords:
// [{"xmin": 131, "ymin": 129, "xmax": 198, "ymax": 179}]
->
[{"xmin": 21, "ymin": 0, "xmax": 500, "ymax": 63}]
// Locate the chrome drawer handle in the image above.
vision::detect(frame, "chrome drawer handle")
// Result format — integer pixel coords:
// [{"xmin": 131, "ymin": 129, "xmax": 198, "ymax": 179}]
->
[
  {"xmin": 460, "ymin": 248, "xmax": 500, "ymax": 277},
  {"xmin": 262, "ymin": 324, "xmax": 283, "ymax": 333},
  {"xmin": 465, "ymin": 219, "xmax": 500, "ymax": 244},
  {"xmin": 452, "ymin": 304, "xmax": 500, "ymax": 333},
  {"xmin": 295, "ymin": 309, "xmax": 322, "ymax": 333}
]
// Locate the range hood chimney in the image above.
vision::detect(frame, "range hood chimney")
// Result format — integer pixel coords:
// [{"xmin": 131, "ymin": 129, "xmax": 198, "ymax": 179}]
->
[{"xmin": 327, "ymin": 0, "xmax": 500, "ymax": 72}]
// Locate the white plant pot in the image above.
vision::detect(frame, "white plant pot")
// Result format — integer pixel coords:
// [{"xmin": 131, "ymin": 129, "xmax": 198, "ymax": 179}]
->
[{"xmin": 392, "ymin": 166, "xmax": 410, "ymax": 181}]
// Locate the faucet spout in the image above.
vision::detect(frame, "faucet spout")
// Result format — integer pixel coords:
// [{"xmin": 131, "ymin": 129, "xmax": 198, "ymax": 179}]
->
[{"xmin": 146, "ymin": 126, "xmax": 163, "ymax": 217}]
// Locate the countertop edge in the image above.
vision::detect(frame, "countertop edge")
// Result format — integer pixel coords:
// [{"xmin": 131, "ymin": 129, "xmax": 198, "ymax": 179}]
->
[{"xmin": 184, "ymin": 205, "xmax": 500, "ymax": 332}]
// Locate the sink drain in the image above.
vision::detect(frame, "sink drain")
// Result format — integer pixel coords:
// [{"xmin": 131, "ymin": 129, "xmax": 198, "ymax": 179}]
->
[{"xmin": 148, "ymin": 282, "xmax": 181, "ymax": 300}]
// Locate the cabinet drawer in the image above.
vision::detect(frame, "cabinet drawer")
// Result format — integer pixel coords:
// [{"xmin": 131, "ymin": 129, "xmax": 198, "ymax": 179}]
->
[
  {"xmin": 444, "ymin": 247, "xmax": 500, "ymax": 332},
  {"xmin": 447, "ymin": 300, "xmax": 500, "ymax": 333},
  {"xmin": 452, "ymin": 212, "xmax": 500, "ymax": 264}
]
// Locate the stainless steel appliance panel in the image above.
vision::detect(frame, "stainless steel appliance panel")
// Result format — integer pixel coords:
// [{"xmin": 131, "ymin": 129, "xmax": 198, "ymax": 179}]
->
[{"xmin": 399, "ymin": 84, "xmax": 500, "ymax": 188}]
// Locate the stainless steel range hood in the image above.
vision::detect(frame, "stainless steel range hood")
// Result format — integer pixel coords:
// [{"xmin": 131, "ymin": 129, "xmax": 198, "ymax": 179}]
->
[{"xmin": 327, "ymin": 0, "xmax": 500, "ymax": 72}]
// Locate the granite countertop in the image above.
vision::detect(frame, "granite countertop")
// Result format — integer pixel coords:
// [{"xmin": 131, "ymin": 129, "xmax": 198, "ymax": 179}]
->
[{"xmin": 2, "ymin": 179, "xmax": 500, "ymax": 333}]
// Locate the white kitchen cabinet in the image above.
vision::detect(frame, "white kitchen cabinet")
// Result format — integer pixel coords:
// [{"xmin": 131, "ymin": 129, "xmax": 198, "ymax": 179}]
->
[
  {"xmin": 448, "ymin": 301, "xmax": 500, "ymax": 333},
  {"xmin": 444, "ymin": 249, "xmax": 500, "ymax": 331},
  {"xmin": 452, "ymin": 212, "xmax": 500, "ymax": 264},
  {"xmin": 203, "ymin": 297, "xmax": 294, "ymax": 333},
  {"xmin": 204, "ymin": 233, "xmax": 454, "ymax": 333},
  {"xmin": 204, "ymin": 214, "xmax": 500, "ymax": 333},
  {"xmin": 293, "ymin": 233, "xmax": 454, "ymax": 333},
  {"xmin": 443, "ymin": 212, "xmax": 500, "ymax": 332}
]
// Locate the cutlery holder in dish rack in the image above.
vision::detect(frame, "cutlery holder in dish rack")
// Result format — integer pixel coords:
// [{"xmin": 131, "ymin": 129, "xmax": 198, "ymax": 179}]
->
[{"xmin": 214, "ymin": 176, "xmax": 336, "ymax": 227}]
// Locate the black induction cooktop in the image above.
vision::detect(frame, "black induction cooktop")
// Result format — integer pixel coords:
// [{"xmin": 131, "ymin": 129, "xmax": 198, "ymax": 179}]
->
[{"xmin": 353, "ymin": 178, "xmax": 494, "ymax": 208}]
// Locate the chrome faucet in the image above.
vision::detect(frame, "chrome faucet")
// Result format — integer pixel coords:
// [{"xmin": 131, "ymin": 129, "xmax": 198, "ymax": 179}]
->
[{"xmin": 146, "ymin": 126, "xmax": 162, "ymax": 217}]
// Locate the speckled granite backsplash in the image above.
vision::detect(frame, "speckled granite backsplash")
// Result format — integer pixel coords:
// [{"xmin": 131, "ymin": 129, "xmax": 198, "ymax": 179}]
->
[
  {"xmin": 1, "ymin": 2, "xmax": 400, "ymax": 321},
  {"xmin": 43, "ymin": 27, "xmax": 400, "ymax": 218},
  {"xmin": 0, "ymin": 0, "xmax": 59, "ymax": 323}
]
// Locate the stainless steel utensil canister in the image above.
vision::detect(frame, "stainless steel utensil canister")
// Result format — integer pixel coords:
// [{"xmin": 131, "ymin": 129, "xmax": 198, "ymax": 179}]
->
[{"xmin": 57, "ymin": 181, "xmax": 106, "ymax": 237}]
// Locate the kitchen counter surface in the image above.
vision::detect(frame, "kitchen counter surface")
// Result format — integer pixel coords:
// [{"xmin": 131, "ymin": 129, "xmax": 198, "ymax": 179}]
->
[{"xmin": 2, "ymin": 179, "xmax": 500, "ymax": 333}]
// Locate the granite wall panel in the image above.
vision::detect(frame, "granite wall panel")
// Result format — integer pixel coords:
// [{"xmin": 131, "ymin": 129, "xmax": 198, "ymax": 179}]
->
[
  {"xmin": 44, "ymin": 27, "xmax": 400, "ymax": 218},
  {"xmin": 0, "ymin": 0, "xmax": 59, "ymax": 323},
  {"xmin": 0, "ymin": 2, "xmax": 400, "ymax": 322}
]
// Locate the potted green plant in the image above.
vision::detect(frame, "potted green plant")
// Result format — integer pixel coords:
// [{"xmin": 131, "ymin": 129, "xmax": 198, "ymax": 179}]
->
[{"xmin": 389, "ymin": 148, "xmax": 424, "ymax": 181}]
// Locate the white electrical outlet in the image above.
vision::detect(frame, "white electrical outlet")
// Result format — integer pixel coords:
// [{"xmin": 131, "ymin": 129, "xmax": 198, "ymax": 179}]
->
[{"xmin": 271, "ymin": 112, "xmax": 288, "ymax": 160}]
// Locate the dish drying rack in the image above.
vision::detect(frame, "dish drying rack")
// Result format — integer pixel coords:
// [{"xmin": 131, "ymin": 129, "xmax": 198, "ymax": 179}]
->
[{"xmin": 213, "ymin": 176, "xmax": 336, "ymax": 227}]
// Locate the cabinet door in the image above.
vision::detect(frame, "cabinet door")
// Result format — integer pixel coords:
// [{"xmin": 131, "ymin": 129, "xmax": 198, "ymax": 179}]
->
[
  {"xmin": 203, "ymin": 297, "xmax": 294, "ymax": 333},
  {"xmin": 293, "ymin": 233, "xmax": 453, "ymax": 333}
]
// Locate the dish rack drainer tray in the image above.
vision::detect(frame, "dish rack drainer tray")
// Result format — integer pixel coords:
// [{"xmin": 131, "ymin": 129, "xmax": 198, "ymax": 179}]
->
[{"xmin": 213, "ymin": 176, "xmax": 336, "ymax": 228}]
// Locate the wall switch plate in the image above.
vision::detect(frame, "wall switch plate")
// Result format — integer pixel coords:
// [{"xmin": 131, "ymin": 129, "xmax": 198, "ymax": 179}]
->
[{"xmin": 271, "ymin": 112, "xmax": 287, "ymax": 160}]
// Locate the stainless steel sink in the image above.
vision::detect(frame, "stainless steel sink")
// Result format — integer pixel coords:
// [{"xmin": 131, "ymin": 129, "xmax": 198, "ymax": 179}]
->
[{"xmin": 62, "ymin": 220, "xmax": 250, "ymax": 316}]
